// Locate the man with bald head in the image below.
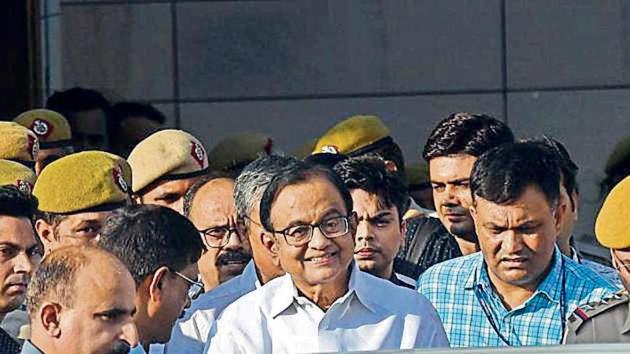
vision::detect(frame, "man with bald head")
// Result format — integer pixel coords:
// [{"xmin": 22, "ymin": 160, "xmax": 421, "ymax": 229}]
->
[
  {"xmin": 23, "ymin": 245, "xmax": 138, "ymax": 354},
  {"xmin": 182, "ymin": 174, "xmax": 251, "ymax": 291}
]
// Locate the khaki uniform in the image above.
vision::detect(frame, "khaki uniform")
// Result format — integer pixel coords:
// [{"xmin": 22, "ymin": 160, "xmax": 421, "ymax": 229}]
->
[{"xmin": 565, "ymin": 291, "xmax": 630, "ymax": 343}]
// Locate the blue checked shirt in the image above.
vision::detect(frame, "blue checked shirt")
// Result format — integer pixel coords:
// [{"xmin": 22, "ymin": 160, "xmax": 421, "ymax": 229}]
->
[{"xmin": 417, "ymin": 248, "xmax": 618, "ymax": 347}]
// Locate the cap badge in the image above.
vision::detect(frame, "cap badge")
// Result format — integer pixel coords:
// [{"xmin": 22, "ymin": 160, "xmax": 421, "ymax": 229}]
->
[
  {"xmin": 320, "ymin": 145, "xmax": 339, "ymax": 154},
  {"xmin": 31, "ymin": 119, "xmax": 52, "ymax": 138},
  {"xmin": 16, "ymin": 180, "xmax": 32, "ymax": 194},
  {"xmin": 112, "ymin": 167, "xmax": 128, "ymax": 193},
  {"xmin": 190, "ymin": 141, "xmax": 206, "ymax": 168},
  {"xmin": 28, "ymin": 135, "xmax": 39, "ymax": 160}
]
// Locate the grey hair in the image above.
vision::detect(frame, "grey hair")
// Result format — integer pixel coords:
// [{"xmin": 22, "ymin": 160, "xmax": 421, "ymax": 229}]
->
[{"xmin": 234, "ymin": 154, "xmax": 301, "ymax": 220}]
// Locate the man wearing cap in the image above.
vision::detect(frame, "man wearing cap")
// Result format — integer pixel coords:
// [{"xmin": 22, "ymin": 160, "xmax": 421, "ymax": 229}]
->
[
  {"xmin": 128, "ymin": 129, "xmax": 209, "ymax": 215},
  {"xmin": 0, "ymin": 122, "xmax": 39, "ymax": 170},
  {"xmin": 207, "ymin": 132, "xmax": 274, "ymax": 177},
  {"xmin": 406, "ymin": 162, "xmax": 435, "ymax": 211},
  {"xmin": 565, "ymin": 176, "xmax": 630, "ymax": 343},
  {"xmin": 0, "ymin": 160, "xmax": 37, "ymax": 195},
  {"xmin": 14, "ymin": 109, "xmax": 74, "ymax": 175},
  {"xmin": 32, "ymin": 151, "xmax": 132, "ymax": 254}
]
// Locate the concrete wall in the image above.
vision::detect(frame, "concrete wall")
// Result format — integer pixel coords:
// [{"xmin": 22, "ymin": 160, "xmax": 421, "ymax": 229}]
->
[{"xmin": 41, "ymin": 0, "xmax": 630, "ymax": 246}]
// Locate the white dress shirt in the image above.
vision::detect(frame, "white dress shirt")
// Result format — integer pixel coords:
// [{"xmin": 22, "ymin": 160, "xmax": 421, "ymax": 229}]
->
[
  {"xmin": 205, "ymin": 263, "xmax": 449, "ymax": 354},
  {"xmin": 162, "ymin": 261, "xmax": 260, "ymax": 354}
]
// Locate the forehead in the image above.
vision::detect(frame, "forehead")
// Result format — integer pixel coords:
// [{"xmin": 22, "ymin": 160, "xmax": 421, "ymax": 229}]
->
[
  {"xmin": 59, "ymin": 211, "xmax": 111, "ymax": 227},
  {"xmin": 475, "ymin": 185, "xmax": 554, "ymax": 221},
  {"xmin": 71, "ymin": 109, "xmax": 108, "ymax": 132},
  {"xmin": 190, "ymin": 178, "xmax": 236, "ymax": 223},
  {"xmin": 73, "ymin": 259, "xmax": 136, "ymax": 309},
  {"xmin": 0, "ymin": 215, "xmax": 36, "ymax": 245},
  {"xmin": 350, "ymin": 189, "xmax": 395, "ymax": 214},
  {"xmin": 270, "ymin": 175, "xmax": 347, "ymax": 226},
  {"xmin": 429, "ymin": 154, "xmax": 477, "ymax": 181},
  {"xmin": 146, "ymin": 178, "xmax": 198, "ymax": 197}
]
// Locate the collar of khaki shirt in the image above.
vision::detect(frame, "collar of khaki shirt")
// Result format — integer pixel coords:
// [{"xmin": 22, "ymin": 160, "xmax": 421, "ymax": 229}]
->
[{"xmin": 265, "ymin": 262, "xmax": 378, "ymax": 318}]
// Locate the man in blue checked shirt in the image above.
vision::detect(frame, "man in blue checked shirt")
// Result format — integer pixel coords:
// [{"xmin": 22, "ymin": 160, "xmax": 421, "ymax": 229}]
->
[{"xmin": 417, "ymin": 141, "xmax": 618, "ymax": 347}]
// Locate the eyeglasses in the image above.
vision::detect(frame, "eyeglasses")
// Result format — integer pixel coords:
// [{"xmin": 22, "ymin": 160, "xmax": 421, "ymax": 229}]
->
[
  {"xmin": 198, "ymin": 226, "xmax": 245, "ymax": 248},
  {"xmin": 271, "ymin": 215, "xmax": 354, "ymax": 247},
  {"xmin": 171, "ymin": 270, "xmax": 204, "ymax": 301}
]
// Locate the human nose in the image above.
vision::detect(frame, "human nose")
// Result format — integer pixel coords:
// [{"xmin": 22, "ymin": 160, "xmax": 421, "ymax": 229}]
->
[
  {"xmin": 501, "ymin": 230, "xmax": 524, "ymax": 254},
  {"xmin": 121, "ymin": 320, "xmax": 139, "ymax": 348},
  {"xmin": 223, "ymin": 229, "xmax": 245, "ymax": 249},
  {"xmin": 308, "ymin": 226, "xmax": 331, "ymax": 250},
  {"xmin": 13, "ymin": 251, "xmax": 35, "ymax": 275},
  {"xmin": 355, "ymin": 220, "xmax": 373, "ymax": 242}
]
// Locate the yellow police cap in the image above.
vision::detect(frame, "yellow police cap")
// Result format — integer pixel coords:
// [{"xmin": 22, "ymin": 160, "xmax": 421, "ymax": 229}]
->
[
  {"xmin": 127, "ymin": 129, "xmax": 208, "ymax": 193},
  {"xmin": 208, "ymin": 132, "xmax": 273, "ymax": 172},
  {"xmin": 313, "ymin": 115, "xmax": 391, "ymax": 155},
  {"xmin": 0, "ymin": 122, "xmax": 39, "ymax": 163},
  {"xmin": 595, "ymin": 175, "xmax": 630, "ymax": 249},
  {"xmin": 605, "ymin": 135, "xmax": 630, "ymax": 175},
  {"xmin": 14, "ymin": 109, "xmax": 73, "ymax": 148},
  {"xmin": 406, "ymin": 162, "xmax": 430, "ymax": 188},
  {"xmin": 33, "ymin": 151, "xmax": 131, "ymax": 214},
  {"xmin": 0, "ymin": 159, "xmax": 37, "ymax": 194}
]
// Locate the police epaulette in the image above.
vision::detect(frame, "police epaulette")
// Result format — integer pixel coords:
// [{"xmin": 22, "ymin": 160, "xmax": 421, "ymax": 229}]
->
[{"xmin": 567, "ymin": 291, "xmax": 629, "ymax": 332}]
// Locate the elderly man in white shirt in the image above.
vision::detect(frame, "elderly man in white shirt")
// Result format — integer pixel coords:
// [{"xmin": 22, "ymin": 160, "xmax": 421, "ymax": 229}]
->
[
  {"xmin": 205, "ymin": 161, "xmax": 449, "ymax": 353},
  {"xmin": 162, "ymin": 156, "xmax": 298, "ymax": 354}
]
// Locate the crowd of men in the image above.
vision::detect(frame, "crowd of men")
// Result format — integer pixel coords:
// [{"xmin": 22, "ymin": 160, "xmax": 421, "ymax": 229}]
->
[{"xmin": 1, "ymin": 87, "xmax": 630, "ymax": 354}]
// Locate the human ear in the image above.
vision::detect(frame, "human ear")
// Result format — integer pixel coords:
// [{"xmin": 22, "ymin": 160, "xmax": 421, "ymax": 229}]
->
[
  {"xmin": 148, "ymin": 266, "xmax": 169, "ymax": 303},
  {"xmin": 35, "ymin": 219, "xmax": 56, "ymax": 253},
  {"xmin": 553, "ymin": 201, "xmax": 567, "ymax": 234},
  {"xmin": 40, "ymin": 303, "xmax": 62, "ymax": 337},
  {"xmin": 399, "ymin": 219, "xmax": 407, "ymax": 247},
  {"xmin": 262, "ymin": 233, "xmax": 278, "ymax": 255}
]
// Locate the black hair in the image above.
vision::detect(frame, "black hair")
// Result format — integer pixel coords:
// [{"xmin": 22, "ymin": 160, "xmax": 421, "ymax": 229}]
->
[
  {"xmin": 259, "ymin": 161, "xmax": 353, "ymax": 232},
  {"xmin": 470, "ymin": 142, "xmax": 561, "ymax": 208},
  {"xmin": 111, "ymin": 101, "xmax": 166, "ymax": 125},
  {"xmin": 0, "ymin": 186, "xmax": 38, "ymax": 219},
  {"xmin": 333, "ymin": 154, "xmax": 409, "ymax": 220},
  {"xmin": 524, "ymin": 136, "xmax": 579, "ymax": 210},
  {"xmin": 46, "ymin": 87, "xmax": 111, "ymax": 117},
  {"xmin": 98, "ymin": 204, "xmax": 204, "ymax": 285},
  {"xmin": 183, "ymin": 171, "xmax": 234, "ymax": 217},
  {"xmin": 423, "ymin": 112, "xmax": 514, "ymax": 161},
  {"xmin": 304, "ymin": 152, "xmax": 348, "ymax": 169}
]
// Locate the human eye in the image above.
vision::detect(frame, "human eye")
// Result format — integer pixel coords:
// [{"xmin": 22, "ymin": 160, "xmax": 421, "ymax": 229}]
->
[
  {"xmin": 0, "ymin": 245, "xmax": 17, "ymax": 259},
  {"xmin": 373, "ymin": 217, "xmax": 391, "ymax": 228},
  {"xmin": 286, "ymin": 225, "xmax": 310, "ymax": 239},
  {"xmin": 431, "ymin": 183, "xmax": 445, "ymax": 192},
  {"xmin": 321, "ymin": 217, "xmax": 346, "ymax": 234},
  {"xmin": 205, "ymin": 227, "xmax": 227, "ymax": 239}
]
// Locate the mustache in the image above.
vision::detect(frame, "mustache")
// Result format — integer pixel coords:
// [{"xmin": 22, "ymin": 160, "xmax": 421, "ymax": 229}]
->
[
  {"xmin": 216, "ymin": 251, "xmax": 251, "ymax": 266},
  {"xmin": 109, "ymin": 342, "xmax": 131, "ymax": 354}
]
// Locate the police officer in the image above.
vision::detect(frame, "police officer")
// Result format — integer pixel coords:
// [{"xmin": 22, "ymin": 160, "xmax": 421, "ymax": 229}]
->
[
  {"xmin": 207, "ymin": 132, "xmax": 274, "ymax": 177},
  {"xmin": 0, "ymin": 160, "xmax": 37, "ymax": 194},
  {"xmin": 0, "ymin": 122, "xmax": 39, "ymax": 170},
  {"xmin": 565, "ymin": 175, "xmax": 630, "ymax": 343},
  {"xmin": 14, "ymin": 109, "xmax": 74, "ymax": 175},
  {"xmin": 128, "ymin": 129, "xmax": 209, "ymax": 214},
  {"xmin": 32, "ymin": 151, "xmax": 132, "ymax": 254}
]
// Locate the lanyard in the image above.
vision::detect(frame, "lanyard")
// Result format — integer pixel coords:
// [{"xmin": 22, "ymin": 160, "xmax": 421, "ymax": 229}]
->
[{"xmin": 474, "ymin": 258, "xmax": 567, "ymax": 346}]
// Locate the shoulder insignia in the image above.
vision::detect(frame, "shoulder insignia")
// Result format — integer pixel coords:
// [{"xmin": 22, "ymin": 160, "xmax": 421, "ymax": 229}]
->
[{"xmin": 567, "ymin": 292, "xmax": 629, "ymax": 333}]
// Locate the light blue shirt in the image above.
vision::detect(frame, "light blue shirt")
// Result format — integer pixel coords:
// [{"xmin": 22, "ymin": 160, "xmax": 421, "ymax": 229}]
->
[
  {"xmin": 417, "ymin": 247, "xmax": 618, "ymax": 347},
  {"xmin": 162, "ymin": 261, "xmax": 259, "ymax": 354},
  {"xmin": 20, "ymin": 341, "xmax": 43, "ymax": 354},
  {"xmin": 206, "ymin": 263, "xmax": 449, "ymax": 353}
]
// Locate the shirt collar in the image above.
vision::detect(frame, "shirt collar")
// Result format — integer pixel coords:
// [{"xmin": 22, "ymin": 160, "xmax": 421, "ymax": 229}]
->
[
  {"xmin": 240, "ymin": 260, "xmax": 262, "ymax": 289},
  {"xmin": 464, "ymin": 248, "xmax": 565, "ymax": 304},
  {"xmin": 21, "ymin": 341, "xmax": 45, "ymax": 354},
  {"xmin": 266, "ymin": 262, "xmax": 376, "ymax": 318}
]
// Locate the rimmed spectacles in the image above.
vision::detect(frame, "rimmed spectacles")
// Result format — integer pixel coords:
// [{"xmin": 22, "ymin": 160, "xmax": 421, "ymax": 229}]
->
[
  {"xmin": 171, "ymin": 270, "xmax": 204, "ymax": 301},
  {"xmin": 198, "ymin": 226, "xmax": 246, "ymax": 248},
  {"xmin": 271, "ymin": 214, "xmax": 354, "ymax": 247}
]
